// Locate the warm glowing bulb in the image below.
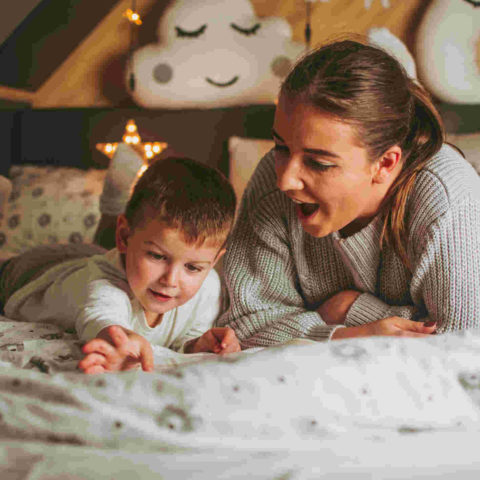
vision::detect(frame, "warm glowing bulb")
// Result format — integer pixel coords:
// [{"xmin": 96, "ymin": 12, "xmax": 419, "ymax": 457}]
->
[
  {"xmin": 132, "ymin": 135, "xmax": 140, "ymax": 144},
  {"xmin": 144, "ymin": 143, "xmax": 152, "ymax": 151},
  {"xmin": 132, "ymin": 13, "xmax": 139, "ymax": 21},
  {"xmin": 153, "ymin": 144, "xmax": 161, "ymax": 153},
  {"xmin": 105, "ymin": 144, "xmax": 113, "ymax": 153},
  {"xmin": 145, "ymin": 150, "xmax": 154, "ymax": 159},
  {"xmin": 138, "ymin": 164, "xmax": 148, "ymax": 177}
]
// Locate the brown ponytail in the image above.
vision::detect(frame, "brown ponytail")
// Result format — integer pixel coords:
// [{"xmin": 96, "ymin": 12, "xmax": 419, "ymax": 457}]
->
[
  {"xmin": 379, "ymin": 80, "xmax": 444, "ymax": 268},
  {"xmin": 281, "ymin": 38, "xmax": 445, "ymax": 268}
]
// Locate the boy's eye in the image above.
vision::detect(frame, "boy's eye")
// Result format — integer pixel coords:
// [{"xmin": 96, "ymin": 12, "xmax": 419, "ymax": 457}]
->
[
  {"xmin": 148, "ymin": 252, "xmax": 166, "ymax": 260},
  {"xmin": 175, "ymin": 25, "xmax": 207, "ymax": 38},
  {"xmin": 186, "ymin": 264, "xmax": 202, "ymax": 273}
]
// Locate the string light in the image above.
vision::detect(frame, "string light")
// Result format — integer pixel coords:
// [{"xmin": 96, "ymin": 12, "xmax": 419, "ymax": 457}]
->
[
  {"xmin": 123, "ymin": 8, "xmax": 142, "ymax": 25},
  {"xmin": 124, "ymin": 0, "xmax": 142, "ymax": 91},
  {"xmin": 96, "ymin": 119, "xmax": 168, "ymax": 162}
]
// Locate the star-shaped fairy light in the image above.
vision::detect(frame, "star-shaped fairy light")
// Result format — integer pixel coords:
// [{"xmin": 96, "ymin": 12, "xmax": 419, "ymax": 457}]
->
[{"xmin": 96, "ymin": 119, "xmax": 168, "ymax": 163}]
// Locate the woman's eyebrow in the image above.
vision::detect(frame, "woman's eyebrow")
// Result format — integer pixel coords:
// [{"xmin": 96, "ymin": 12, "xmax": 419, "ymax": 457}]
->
[
  {"xmin": 304, "ymin": 147, "xmax": 340, "ymax": 159},
  {"xmin": 272, "ymin": 129, "xmax": 340, "ymax": 159}
]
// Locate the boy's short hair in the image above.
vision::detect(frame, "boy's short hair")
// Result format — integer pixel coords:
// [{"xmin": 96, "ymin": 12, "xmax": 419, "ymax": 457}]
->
[{"xmin": 125, "ymin": 157, "xmax": 236, "ymax": 246}]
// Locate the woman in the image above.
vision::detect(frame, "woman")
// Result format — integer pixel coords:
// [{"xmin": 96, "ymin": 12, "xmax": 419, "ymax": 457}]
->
[{"xmin": 217, "ymin": 39, "xmax": 480, "ymax": 347}]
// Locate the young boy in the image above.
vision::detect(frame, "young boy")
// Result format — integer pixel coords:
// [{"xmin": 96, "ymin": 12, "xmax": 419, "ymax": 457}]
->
[{"xmin": 0, "ymin": 156, "xmax": 240, "ymax": 373}]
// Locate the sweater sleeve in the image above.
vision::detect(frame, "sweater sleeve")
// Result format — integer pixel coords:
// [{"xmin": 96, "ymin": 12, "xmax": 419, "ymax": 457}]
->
[
  {"xmin": 346, "ymin": 199, "xmax": 480, "ymax": 332},
  {"xmin": 217, "ymin": 158, "xmax": 341, "ymax": 348}
]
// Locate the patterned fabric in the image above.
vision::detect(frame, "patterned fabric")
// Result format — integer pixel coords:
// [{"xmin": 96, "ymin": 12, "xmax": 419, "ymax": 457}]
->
[
  {"xmin": 0, "ymin": 166, "xmax": 106, "ymax": 260},
  {"xmin": 217, "ymin": 144, "xmax": 480, "ymax": 347},
  {"xmin": 2, "ymin": 319, "xmax": 480, "ymax": 473}
]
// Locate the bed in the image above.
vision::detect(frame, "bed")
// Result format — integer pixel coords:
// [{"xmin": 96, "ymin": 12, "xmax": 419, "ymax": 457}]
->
[{"xmin": 1, "ymin": 103, "xmax": 480, "ymax": 479}]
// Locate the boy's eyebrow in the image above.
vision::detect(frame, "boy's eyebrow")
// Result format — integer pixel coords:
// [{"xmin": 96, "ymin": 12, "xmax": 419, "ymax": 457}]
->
[
  {"xmin": 144, "ymin": 241, "xmax": 212, "ymax": 264},
  {"xmin": 271, "ymin": 129, "xmax": 341, "ymax": 159}
]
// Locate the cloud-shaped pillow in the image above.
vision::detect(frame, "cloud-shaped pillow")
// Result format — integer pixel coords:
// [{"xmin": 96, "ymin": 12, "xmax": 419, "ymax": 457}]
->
[
  {"xmin": 129, "ymin": 0, "xmax": 304, "ymax": 108},
  {"xmin": 415, "ymin": 0, "xmax": 480, "ymax": 104}
]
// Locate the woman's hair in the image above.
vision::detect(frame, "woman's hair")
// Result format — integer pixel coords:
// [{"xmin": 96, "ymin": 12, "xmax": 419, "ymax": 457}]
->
[
  {"xmin": 125, "ymin": 156, "xmax": 237, "ymax": 247},
  {"xmin": 281, "ymin": 38, "xmax": 445, "ymax": 267}
]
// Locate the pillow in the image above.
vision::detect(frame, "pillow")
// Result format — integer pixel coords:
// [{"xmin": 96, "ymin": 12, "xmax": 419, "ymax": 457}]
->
[
  {"xmin": 228, "ymin": 136, "xmax": 274, "ymax": 203},
  {"xmin": 130, "ymin": 0, "xmax": 303, "ymax": 108},
  {"xmin": 0, "ymin": 166, "xmax": 106, "ymax": 260},
  {"xmin": 446, "ymin": 132, "xmax": 480, "ymax": 174}
]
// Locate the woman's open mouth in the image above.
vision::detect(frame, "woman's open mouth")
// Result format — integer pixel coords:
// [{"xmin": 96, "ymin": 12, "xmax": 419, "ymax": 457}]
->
[{"xmin": 290, "ymin": 198, "xmax": 320, "ymax": 219}]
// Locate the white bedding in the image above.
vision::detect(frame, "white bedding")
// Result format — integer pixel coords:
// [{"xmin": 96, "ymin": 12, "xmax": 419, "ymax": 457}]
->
[{"xmin": 2, "ymin": 316, "xmax": 480, "ymax": 479}]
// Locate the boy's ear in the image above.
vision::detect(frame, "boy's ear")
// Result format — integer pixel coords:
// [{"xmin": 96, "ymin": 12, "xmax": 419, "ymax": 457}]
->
[
  {"xmin": 212, "ymin": 248, "xmax": 227, "ymax": 267},
  {"xmin": 372, "ymin": 145, "xmax": 403, "ymax": 184},
  {"xmin": 115, "ymin": 214, "xmax": 131, "ymax": 253}
]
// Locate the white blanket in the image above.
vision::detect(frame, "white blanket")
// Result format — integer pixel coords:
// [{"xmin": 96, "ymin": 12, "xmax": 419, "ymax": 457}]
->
[{"xmin": 2, "ymin": 316, "xmax": 480, "ymax": 479}]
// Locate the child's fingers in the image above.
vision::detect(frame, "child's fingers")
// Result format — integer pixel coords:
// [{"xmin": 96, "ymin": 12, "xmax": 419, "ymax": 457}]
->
[
  {"xmin": 139, "ymin": 342, "xmax": 154, "ymax": 372},
  {"xmin": 78, "ymin": 353, "xmax": 106, "ymax": 371},
  {"xmin": 107, "ymin": 325, "xmax": 129, "ymax": 348},
  {"xmin": 83, "ymin": 364, "xmax": 106, "ymax": 375},
  {"xmin": 220, "ymin": 341, "xmax": 241, "ymax": 354},
  {"xmin": 219, "ymin": 328, "xmax": 237, "ymax": 349},
  {"xmin": 82, "ymin": 338, "xmax": 117, "ymax": 360}
]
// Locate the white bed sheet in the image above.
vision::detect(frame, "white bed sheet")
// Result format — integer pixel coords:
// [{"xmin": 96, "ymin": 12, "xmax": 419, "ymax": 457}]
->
[{"xmin": 2, "ymin": 316, "xmax": 480, "ymax": 478}]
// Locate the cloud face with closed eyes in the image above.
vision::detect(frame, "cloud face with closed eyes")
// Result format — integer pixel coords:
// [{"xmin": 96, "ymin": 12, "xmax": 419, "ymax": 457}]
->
[{"xmin": 129, "ymin": 0, "xmax": 304, "ymax": 108}]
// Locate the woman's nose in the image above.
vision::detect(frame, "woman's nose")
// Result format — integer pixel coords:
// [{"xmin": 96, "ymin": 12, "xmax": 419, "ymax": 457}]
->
[{"xmin": 275, "ymin": 157, "xmax": 304, "ymax": 192}]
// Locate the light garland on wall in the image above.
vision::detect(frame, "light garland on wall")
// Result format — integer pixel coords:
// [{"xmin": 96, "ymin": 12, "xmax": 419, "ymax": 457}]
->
[
  {"xmin": 96, "ymin": 119, "xmax": 168, "ymax": 162},
  {"xmin": 124, "ymin": 0, "xmax": 142, "ymax": 91}
]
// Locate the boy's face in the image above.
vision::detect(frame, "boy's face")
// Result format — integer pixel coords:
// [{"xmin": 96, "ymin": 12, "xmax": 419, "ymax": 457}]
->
[{"xmin": 116, "ymin": 214, "xmax": 224, "ymax": 326}]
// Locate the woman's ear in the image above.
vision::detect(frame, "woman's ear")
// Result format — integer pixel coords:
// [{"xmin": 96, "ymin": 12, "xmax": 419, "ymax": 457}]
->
[
  {"xmin": 115, "ymin": 214, "xmax": 131, "ymax": 253},
  {"xmin": 372, "ymin": 145, "xmax": 403, "ymax": 184}
]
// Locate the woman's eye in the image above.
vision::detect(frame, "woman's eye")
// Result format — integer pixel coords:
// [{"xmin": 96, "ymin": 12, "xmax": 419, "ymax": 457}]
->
[
  {"xmin": 175, "ymin": 25, "xmax": 207, "ymax": 38},
  {"xmin": 230, "ymin": 23, "xmax": 261, "ymax": 36},
  {"xmin": 273, "ymin": 144, "xmax": 289, "ymax": 154},
  {"xmin": 305, "ymin": 158, "xmax": 332, "ymax": 172},
  {"xmin": 148, "ymin": 252, "xmax": 166, "ymax": 260},
  {"xmin": 186, "ymin": 264, "xmax": 202, "ymax": 273}
]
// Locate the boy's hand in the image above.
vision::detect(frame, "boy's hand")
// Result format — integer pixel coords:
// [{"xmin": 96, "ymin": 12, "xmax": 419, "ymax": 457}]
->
[
  {"xmin": 186, "ymin": 327, "xmax": 241, "ymax": 354},
  {"xmin": 78, "ymin": 325, "xmax": 154, "ymax": 374}
]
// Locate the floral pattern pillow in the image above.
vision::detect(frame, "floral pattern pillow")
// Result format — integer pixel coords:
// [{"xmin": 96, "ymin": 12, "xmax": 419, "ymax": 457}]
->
[{"xmin": 0, "ymin": 165, "xmax": 107, "ymax": 259}]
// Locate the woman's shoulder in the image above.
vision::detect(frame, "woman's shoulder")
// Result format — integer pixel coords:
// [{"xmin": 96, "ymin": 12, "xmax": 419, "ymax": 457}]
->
[{"xmin": 409, "ymin": 143, "xmax": 480, "ymax": 221}]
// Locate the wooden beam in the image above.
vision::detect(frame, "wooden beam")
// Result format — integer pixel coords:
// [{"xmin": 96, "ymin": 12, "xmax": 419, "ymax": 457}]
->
[
  {"xmin": 33, "ymin": 0, "xmax": 158, "ymax": 108},
  {"xmin": 0, "ymin": 85, "xmax": 35, "ymax": 104}
]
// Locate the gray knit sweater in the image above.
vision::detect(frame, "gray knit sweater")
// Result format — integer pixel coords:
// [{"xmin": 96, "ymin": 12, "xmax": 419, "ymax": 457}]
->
[{"xmin": 217, "ymin": 144, "xmax": 480, "ymax": 348}]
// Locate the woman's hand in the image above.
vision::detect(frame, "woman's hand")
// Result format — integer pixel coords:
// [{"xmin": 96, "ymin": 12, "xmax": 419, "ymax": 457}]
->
[
  {"xmin": 185, "ymin": 327, "xmax": 241, "ymax": 354},
  {"xmin": 331, "ymin": 317, "xmax": 437, "ymax": 340},
  {"xmin": 78, "ymin": 325, "xmax": 154, "ymax": 374},
  {"xmin": 317, "ymin": 290, "xmax": 362, "ymax": 325}
]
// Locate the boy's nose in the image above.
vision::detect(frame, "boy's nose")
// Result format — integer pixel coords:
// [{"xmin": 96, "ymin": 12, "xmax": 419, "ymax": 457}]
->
[
  {"xmin": 160, "ymin": 266, "xmax": 179, "ymax": 288},
  {"xmin": 276, "ymin": 158, "xmax": 304, "ymax": 192}
]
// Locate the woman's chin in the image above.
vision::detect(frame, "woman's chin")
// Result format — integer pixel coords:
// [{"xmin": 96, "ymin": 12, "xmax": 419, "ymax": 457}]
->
[{"xmin": 302, "ymin": 222, "xmax": 333, "ymax": 238}]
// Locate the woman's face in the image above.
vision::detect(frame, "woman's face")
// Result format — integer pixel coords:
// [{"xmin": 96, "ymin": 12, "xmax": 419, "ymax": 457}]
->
[{"xmin": 273, "ymin": 96, "xmax": 386, "ymax": 238}]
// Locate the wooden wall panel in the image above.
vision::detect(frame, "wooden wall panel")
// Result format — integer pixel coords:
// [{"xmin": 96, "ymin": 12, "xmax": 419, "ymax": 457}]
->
[{"xmin": 29, "ymin": 0, "xmax": 430, "ymax": 108}]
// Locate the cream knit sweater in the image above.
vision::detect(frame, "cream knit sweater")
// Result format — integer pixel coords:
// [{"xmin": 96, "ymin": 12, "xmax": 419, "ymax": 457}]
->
[{"xmin": 217, "ymin": 144, "xmax": 480, "ymax": 348}]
